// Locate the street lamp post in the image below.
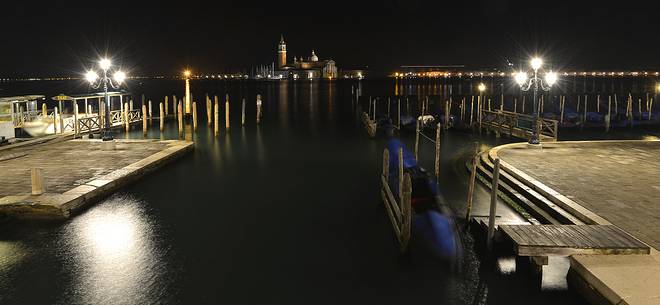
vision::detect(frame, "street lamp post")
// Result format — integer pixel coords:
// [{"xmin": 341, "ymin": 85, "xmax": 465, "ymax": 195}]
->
[
  {"xmin": 514, "ymin": 57, "xmax": 557, "ymax": 144},
  {"xmin": 86, "ymin": 58, "xmax": 126, "ymax": 141}
]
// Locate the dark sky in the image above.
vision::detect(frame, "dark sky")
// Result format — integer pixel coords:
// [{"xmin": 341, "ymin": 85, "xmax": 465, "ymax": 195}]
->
[{"xmin": 2, "ymin": 1, "xmax": 660, "ymax": 77}]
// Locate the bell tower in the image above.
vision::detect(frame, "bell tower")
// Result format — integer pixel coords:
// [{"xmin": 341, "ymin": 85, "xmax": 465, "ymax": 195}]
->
[{"xmin": 277, "ymin": 34, "xmax": 287, "ymax": 69}]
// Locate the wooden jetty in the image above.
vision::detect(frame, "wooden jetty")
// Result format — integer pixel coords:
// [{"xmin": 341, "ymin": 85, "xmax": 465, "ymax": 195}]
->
[{"xmin": 500, "ymin": 224, "xmax": 649, "ymax": 257}]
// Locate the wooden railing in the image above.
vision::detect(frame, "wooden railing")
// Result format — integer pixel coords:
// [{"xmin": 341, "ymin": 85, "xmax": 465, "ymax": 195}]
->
[
  {"xmin": 480, "ymin": 109, "xmax": 558, "ymax": 141},
  {"xmin": 77, "ymin": 116, "xmax": 102, "ymax": 135}
]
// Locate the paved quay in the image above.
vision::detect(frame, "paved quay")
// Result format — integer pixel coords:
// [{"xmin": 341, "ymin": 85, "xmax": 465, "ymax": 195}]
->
[
  {"xmin": 496, "ymin": 140, "xmax": 660, "ymax": 250},
  {"xmin": 493, "ymin": 140, "xmax": 660, "ymax": 305},
  {"xmin": 0, "ymin": 137, "xmax": 193, "ymax": 219}
]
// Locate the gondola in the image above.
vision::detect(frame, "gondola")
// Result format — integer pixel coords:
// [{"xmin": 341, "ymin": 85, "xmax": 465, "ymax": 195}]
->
[{"xmin": 385, "ymin": 138, "xmax": 463, "ymax": 264}]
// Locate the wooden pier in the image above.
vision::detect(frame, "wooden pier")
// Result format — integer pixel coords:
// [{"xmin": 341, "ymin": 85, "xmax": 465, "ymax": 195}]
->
[{"xmin": 500, "ymin": 224, "xmax": 649, "ymax": 256}]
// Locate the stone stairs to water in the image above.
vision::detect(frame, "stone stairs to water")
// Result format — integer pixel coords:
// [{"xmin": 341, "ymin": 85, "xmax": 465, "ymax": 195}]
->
[{"xmin": 469, "ymin": 149, "xmax": 585, "ymax": 226}]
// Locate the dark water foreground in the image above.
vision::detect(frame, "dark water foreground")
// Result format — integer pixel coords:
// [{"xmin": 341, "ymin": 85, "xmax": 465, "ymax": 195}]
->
[{"xmin": 0, "ymin": 80, "xmax": 607, "ymax": 305}]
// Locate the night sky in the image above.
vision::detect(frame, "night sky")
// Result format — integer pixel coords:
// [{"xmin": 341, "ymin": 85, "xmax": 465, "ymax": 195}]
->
[{"xmin": 2, "ymin": 1, "xmax": 659, "ymax": 77}]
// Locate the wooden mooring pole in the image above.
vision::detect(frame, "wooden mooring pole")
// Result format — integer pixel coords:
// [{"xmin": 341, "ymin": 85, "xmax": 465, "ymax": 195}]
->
[
  {"xmin": 214, "ymin": 98, "xmax": 219, "ymax": 137},
  {"xmin": 465, "ymin": 142, "xmax": 479, "ymax": 222},
  {"xmin": 434, "ymin": 123, "xmax": 441, "ymax": 179},
  {"xmin": 487, "ymin": 158, "xmax": 501, "ymax": 250},
  {"xmin": 241, "ymin": 98, "xmax": 246, "ymax": 126},
  {"xmin": 206, "ymin": 96, "xmax": 212, "ymax": 126},
  {"xmin": 165, "ymin": 96, "xmax": 169, "ymax": 116},
  {"xmin": 142, "ymin": 104, "xmax": 147, "ymax": 135},
  {"xmin": 414, "ymin": 120, "xmax": 420, "ymax": 160},
  {"xmin": 256, "ymin": 94, "xmax": 262, "ymax": 124},
  {"xmin": 148, "ymin": 100, "xmax": 153, "ymax": 122},
  {"xmin": 124, "ymin": 103, "xmax": 129, "ymax": 133},
  {"xmin": 177, "ymin": 101, "xmax": 183, "ymax": 134},
  {"xmin": 192, "ymin": 101, "xmax": 198, "ymax": 131},
  {"xmin": 225, "ymin": 94, "xmax": 230, "ymax": 130},
  {"xmin": 159, "ymin": 103, "xmax": 164, "ymax": 131}
]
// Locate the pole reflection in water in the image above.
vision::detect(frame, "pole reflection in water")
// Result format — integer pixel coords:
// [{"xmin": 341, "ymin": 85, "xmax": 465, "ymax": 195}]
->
[{"xmin": 60, "ymin": 195, "xmax": 168, "ymax": 305}]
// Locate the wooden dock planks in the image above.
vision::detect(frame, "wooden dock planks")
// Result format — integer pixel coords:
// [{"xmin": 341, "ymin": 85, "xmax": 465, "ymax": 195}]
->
[{"xmin": 500, "ymin": 225, "xmax": 650, "ymax": 256}]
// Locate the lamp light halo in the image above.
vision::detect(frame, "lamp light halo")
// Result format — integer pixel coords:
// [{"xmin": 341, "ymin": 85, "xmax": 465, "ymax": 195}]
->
[
  {"xmin": 85, "ymin": 70, "xmax": 99, "ymax": 83},
  {"xmin": 99, "ymin": 58, "xmax": 112, "ymax": 70},
  {"xmin": 530, "ymin": 57, "xmax": 543, "ymax": 71}
]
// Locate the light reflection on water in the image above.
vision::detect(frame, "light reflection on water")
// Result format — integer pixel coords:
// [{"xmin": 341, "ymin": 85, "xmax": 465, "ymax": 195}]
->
[{"xmin": 58, "ymin": 195, "xmax": 169, "ymax": 305}]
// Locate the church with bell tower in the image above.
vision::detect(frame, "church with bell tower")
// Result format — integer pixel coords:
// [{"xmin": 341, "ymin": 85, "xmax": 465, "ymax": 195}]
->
[{"xmin": 274, "ymin": 35, "xmax": 338, "ymax": 80}]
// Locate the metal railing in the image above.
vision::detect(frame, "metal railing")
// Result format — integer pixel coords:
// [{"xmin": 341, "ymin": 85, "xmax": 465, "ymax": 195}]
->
[{"xmin": 480, "ymin": 109, "xmax": 558, "ymax": 141}]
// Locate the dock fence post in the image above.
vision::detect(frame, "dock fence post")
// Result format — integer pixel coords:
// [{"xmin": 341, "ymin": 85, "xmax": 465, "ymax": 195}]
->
[
  {"xmin": 487, "ymin": 158, "xmax": 501, "ymax": 251},
  {"xmin": 465, "ymin": 142, "xmax": 479, "ymax": 223},
  {"xmin": 42, "ymin": 103, "xmax": 47, "ymax": 119},
  {"xmin": 31, "ymin": 168, "xmax": 46, "ymax": 195}
]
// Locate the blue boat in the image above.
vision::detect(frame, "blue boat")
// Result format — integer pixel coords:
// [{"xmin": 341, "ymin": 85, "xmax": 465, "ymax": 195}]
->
[{"xmin": 385, "ymin": 139, "xmax": 463, "ymax": 263}]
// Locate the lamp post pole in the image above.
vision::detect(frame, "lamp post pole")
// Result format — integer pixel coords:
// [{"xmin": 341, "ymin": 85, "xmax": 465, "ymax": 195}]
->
[
  {"xmin": 531, "ymin": 69, "xmax": 540, "ymax": 144},
  {"xmin": 102, "ymin": 68, "xmax": 112, "ymax": 141}
]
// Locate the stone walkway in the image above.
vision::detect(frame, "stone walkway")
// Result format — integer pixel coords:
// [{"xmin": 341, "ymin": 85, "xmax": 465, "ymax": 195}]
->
[
  {"xmin": 0, "ymin": 140, "xmax": 168, "ymax": 195},
  {"xmin": 498, "ymin": 141, "xmax": 660, "ymax": 250}
]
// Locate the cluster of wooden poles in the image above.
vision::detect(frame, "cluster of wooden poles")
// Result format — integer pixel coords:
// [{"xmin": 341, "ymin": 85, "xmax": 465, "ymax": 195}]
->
[
  {"xmin": 363, "ymin": 91, "xmax": 658, "ymax": 130},
  {"xmin": 126, "ymin": 93, "xmax": 263, "ymax": 137}
]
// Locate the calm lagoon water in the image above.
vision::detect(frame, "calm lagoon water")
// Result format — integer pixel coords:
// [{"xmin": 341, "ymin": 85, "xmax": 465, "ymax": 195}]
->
[{"xmin": 0, "ymin": 78, "xmax": 628, "ymax": 304}]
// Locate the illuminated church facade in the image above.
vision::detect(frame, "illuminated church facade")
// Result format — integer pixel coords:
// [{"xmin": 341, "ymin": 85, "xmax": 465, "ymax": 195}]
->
[{"xmin": 275, "ymin": 35, "xmax": 338, "ymax": 80}]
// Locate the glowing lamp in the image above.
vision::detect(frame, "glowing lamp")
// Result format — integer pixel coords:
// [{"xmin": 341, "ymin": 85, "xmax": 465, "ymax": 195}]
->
[
  {"xmin": 545, "ymin": 71, "xmax": 558, "ymax": 86},
  {"xmin": 85, "ymin": 70, "xmax": 99, "ymax": 83},
  {"xmin": 478, "ymin": 83, "xmax": 486, "ymax": 92},
  {"xmin": 530, "ymin": 57, "xmax": 543, "ymax": 71},
  {"xmin": 99, "ymin": 58, "xmax": 111, "ymax": 70},
  {"xmin": 113, "ymin": 71, "xmax": 126, "ymax": 83},
  {"xmin": 515, "ymin": 72, "xmax": 528, "ymax": 86}
]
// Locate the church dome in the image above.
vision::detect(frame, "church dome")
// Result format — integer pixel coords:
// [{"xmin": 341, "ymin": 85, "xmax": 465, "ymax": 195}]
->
[{"xmin": 310, "ymin": 50, "xmax": 318, "ymax": 62}]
